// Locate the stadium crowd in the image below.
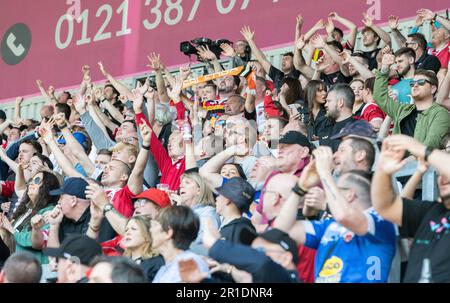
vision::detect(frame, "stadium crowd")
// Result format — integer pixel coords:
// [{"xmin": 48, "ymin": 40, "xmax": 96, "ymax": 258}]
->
[{"xmin": 0, "ymin": 7, "xmax": 449, "ymax": 283}]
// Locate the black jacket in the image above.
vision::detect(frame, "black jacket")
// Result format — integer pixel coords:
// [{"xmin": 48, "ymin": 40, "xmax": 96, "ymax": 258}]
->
[
  {"xmin": 219, "ymin": 217, "xmax": 255, "ymax": 244},
  {"xmin": 209, "ymin": 240, "xmax": 299, "ymax": 283}
]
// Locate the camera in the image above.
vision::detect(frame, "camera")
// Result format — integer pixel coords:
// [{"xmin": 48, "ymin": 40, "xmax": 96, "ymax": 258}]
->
[{"xmin": 180, "ymin": 38, "xmax": 232, "ymax": 61}]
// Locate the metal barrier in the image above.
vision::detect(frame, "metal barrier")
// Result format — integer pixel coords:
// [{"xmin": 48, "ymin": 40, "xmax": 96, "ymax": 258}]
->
[{"xmin": 393, "ymin": 160, "xmax": 439, "ymax": 201}]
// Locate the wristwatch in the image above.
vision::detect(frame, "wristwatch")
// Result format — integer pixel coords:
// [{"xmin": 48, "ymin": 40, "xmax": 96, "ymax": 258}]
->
[
  {"xmin": 103, "ymin": 203, "xmax": 114, "ymax": 215},
  {"xmin": 292, "ymin": 183, "xmax": 307, "ymax": 197}
]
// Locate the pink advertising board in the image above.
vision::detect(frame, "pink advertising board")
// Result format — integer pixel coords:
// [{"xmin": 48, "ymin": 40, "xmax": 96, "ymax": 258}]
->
[{"xmin": 0, "ymin": 0, "xmax": 447, "ymax": 102}]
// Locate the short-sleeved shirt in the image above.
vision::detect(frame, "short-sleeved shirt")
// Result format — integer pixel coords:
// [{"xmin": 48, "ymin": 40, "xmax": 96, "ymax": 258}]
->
[
  {"xmin": 320, "ymin": 71, "xmax": 352, "ymax": 89},
  {"xmin": 430, "ymin": 42, "xmax": 450, "ymax": 69},
  {"xmin": 360, "ymin": 103, "xmax": 386, "ymax": 124},
  {"xmin": 400, "ymin": 199, "xmax": 450, "ymax": 283},
  {"xmin": 319, "ymin": 117, "xmax": 359, "ymax": 152},
  {"xmin": 268, "ymin": 66, "xmax": 301, "ymax": 92},
  {"xmin": 304, "ymin": 208, "xmax": 396, "ymax": 283},
  {"xmin": 104, "ymin": 185, "xmax": 136, "ymax": 218}
]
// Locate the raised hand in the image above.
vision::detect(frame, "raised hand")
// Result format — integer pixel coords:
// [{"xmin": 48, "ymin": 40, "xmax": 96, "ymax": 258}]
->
[
  {"xmin": 139, "ymin": 119, "xmax": 152, "ymax": 146},
  {"xmin": 384, "ymin": 134, "xmax": 427, "ymax": 159},
  {"xmin": 328, "ymin": 12, "xmax": 339, "ymax": 20},
  {"xmin": 296, "ymin": 14, "xmax": 304, "ymax": 27},
  {"xmin": 47, "ymin": 86, "xmax": 55, "ymax": 96},
  {"xmin": 339, "ymin": 51, "xmax": 351, "ymax": 64},
  {"xmin": 417, "ymin": 8, "xmax": 434, "ymax": 21},
  {"xmin": 147, "ymin": 52, "xmax": 163, "ymax": 71},
  {"xmin": 415, "ymin": 15, "xmax": 425, "ymax": 27},
  {"xmin": 220, "ymin": 43, "xmax": 236, "ymax": 57},
  {"xmin": 197, "ymin": 45, "xmax": 217, "ymax": 61},
  {"xmin": 310, "ymin": 34, "xmax": 326, "ymax": 49},
  {"xmin": 304, "ymin": 187, "xmax": 326, "ymax": 211},
  {"xmin": 36, "ymin": 79, "xmax": 44, "ymax": 88},
  {"xmin": 47, "ymin": 205, "xmax": 64, "ymax": 226},
  {"xmin": 53, "ymin": 112, "xmax": 67, "ymax": 128},
  {"xmin": 315, "ymin": 56, "xmax": 330, "ymax": 73},
  {"xmin": 72, "ymin": 94, "xmax": 87, "ymax": 113},
  {"xmin": 297, "ymin": 159, "xmax": 321, "ymax": 190},
  {"xmin": 313, "ymin": 19, "xmax": 325, "ymax": 30},
  {"xmin": 325, "ymin": 17, "xmax": 335, "ymax": 35},
  {"xmin": 362, "ymin": 12, "xmax": 374, "ymax": 27},
  {"xmin": 179, "ymin": 259, "xmax": 208, "ymax": 283},
  {"xmin": 15, "ymin": 97, "xmax": 24, "ymax": 106},
  {"xmin": 167, "ymin": 77, "xmax": 183, "ymax": 103},
  {"xmin": 94, "ymin": 87, "xmax": 105, "ymax": 101},
  {"xmin": 82, "ymin": 65, "xmax": 91, "ymax": 83},
  {"xmin": 85, "ymin": 183, "xmax": 109, "ymax": 210},
  {"xmin": 295, "ymin": 35, "xmax": 306, "ymax": 50},
  {"xmin": 98, "ymin": 61, "xmax": 109, "ymax": 77},
  {"xmin": 312, "ymin": 146, "xmax": 334, "ymax": 175},
  {"xmin": 0, "ymin": 214, "xmax": 14, "ymax": 233},
  {"xmin": 240, "ymin": 25, "xmax": 255, "ymax": 42},
  {"xmin": 179, "ymin": 65, "xmax": 192, "ymax": 81},
  {"xmin": 144, "ymin": 87, "xmax": 157, "ymax": 101},
  {"xmin": 377, "ymin": 139, "xmax": 408, "ymax": 175},
  {"xmin": 381, "ymin": 53, "xmax": 396, "ymax": 69},
  {"xmin": 388, "ymin": 15, "xmax": 399, "ymax": 30}
]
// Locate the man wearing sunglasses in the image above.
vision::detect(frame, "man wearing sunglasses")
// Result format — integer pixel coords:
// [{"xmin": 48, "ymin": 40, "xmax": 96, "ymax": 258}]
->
[{"xmin": 374, "ymin": 54, "xmax": 450, "ymax": 149}]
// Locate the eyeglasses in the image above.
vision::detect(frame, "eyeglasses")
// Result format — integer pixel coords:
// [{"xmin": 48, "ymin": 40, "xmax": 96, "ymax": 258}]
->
[{"xmin": 409, "ymin": 79, "xmax": 432, "ymax": 87}]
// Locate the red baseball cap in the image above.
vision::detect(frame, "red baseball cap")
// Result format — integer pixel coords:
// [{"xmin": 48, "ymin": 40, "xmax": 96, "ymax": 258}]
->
[{"xmin": 134, "ymin": 188, "xmax": 171, "ymax": 209}]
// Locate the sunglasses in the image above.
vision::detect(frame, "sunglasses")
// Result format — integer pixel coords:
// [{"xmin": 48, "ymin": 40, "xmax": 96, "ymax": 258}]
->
[
  {"xmin": 409, "ymin": 79, "xmax": 432, "ymax": 87},
  {"xmin": 29, "ymin": 176, "xmax": 42, "ymax": 185}
]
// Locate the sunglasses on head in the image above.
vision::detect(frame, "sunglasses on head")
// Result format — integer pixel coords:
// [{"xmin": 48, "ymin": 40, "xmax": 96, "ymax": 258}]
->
[{"xmin": 409, "ymin": 79, "xmax": 432, "ymax": 87}]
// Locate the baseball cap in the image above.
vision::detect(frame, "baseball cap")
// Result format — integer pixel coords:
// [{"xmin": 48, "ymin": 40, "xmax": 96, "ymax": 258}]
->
[
  {"xmin": 43, "ymin": 235, "xmax": 102, "ymax": 266},
  {"xmin": 279, "ymin": 131, "xmax": 314, "ymax": 151},
  {"xmin": 240, "ymin": 228, "xmax": 299, "ymax": 265},
  {"xmin": 215, "ymin": 177, "xmax": 255, "ymax": 213},
  {"xmin": 134, "ymin": 188, "xmax": 171, "ymax": 209},
  {"xmin": 330, "ymin": 120, "xmax": 377, "ymax": 140},
  {"xmin": 58, "ymin": 132, "xmax": 89, "ymax": 151},
  {"xmin": 49, "ymin": 177, "xmax": 89, "ymax": 199}
]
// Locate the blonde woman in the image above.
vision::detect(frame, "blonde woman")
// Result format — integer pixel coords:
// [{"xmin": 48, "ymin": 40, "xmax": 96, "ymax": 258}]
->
[
  {"xmin": 122, "ymin": 216, "xmax": 164, "ymax": 282},
  {"xmin": 170, "ymin": 170, "xmax": 220, "ymax": 255}
]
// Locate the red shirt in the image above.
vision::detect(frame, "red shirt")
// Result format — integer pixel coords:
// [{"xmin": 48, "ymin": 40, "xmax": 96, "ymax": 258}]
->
[
  {"xmin": 431, "ymin": 42, "xmax": 450, "ymax": 68},
  {"xmin": 101, "ymin": 235, "xmax": 124, "ymax": 256},
  {"xmin": 136, "ymin": 112, "xmax": 185, "ymax": 191},
  {"xmin": 104, "ymin": 185, "xmax": 135, "ymax": 218},
  {"xmin": 0, "ymin": 181, "xmax": 15, "ymax": 198},
  {"xmin": 361, "ymin": 102, "xmax": 386, "ymax": 123}
]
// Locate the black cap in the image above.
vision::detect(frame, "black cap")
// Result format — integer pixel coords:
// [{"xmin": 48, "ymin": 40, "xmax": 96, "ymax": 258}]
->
[
  {"xmin": 49, "ymin": 177, "xmax": 89, "ymax": 199},
  {"xmin": 279, "ymin": 131, "xmax": 314, "ymax": 152},
  {"xmin": 43, "ymin": 235, "xmax": 102, "ymax": 266},
  {"xmin": 239, "ymin": 228, "xmax": 299, "ymax": 265},
  {"xmin": 330, "ymin": 120, "xmax": 377, "ymax": 140},
  {"xmin": 215, "ymin": 177, "xmax": 255, "ymax": 213}
]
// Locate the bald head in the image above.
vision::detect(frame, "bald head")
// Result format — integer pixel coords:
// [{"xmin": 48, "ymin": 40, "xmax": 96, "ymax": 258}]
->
[{"xmin": 40, "ymin": 105, "xmax": 54, "ymax": 120}]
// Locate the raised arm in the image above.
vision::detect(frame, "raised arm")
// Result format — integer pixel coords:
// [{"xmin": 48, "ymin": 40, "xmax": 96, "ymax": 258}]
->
[
  {"xmin": 311, "ymin": 34, "xmax": 345, "ymax": 67},
  {"xmin": 79, "ymin": 65, "xmax": 91, "ymax": 97},
  {"xmin": 147, "ymin": 53, "xmax": 171, "ymax": 103},
  {"xmin": 313, "ymin": 147, "xmax": 369, "ymax": 235},
  {"xmin": 126, "ymin": 121, "xmax": 151, "ymax": 195},
  {"xmin": 13, "ymin": 97, "xmax": 23, "ymax": 121},
  {"xmin": 240, "ymin": 26, "xmax": 271, "ymax": 74},
  {"xmin": 40, "ymin": 119, "xmax": 85, "ymax": 179},
  {"xmin": 14, "ymin": 164, "xmax": 27, "ymax": 199},
  {"xmin": 55, "ymin": 113, "xmax": 95, "ymax": 176},
  {"xmin": 197, "ymin": 45, "xmax": 223, "ymax": 73},
  {"xmin": 199, "ymin": 146, "xmax": 243, "ymax": 191},
  {"xmin": 388, "ymin": 15, "xmax": 407, "ymax": 49},
  {"xmin": 371, "ymin": 140, "xmax": 406, "ymax": 226},
  {"xmin": 436, "ymin": 60, "xmax": 450, "ymax": 110},
  {"xmin": 362, "ymin": 12, "xmax": 392, "ymax": 47},
  {"xmin": 340, "ymin": 51, "xmax": 375, "ymax": 80},
  {"xmin": 329, "ymin": 12, "xmax": 358, "ymax": 49},
  {"xmin": 418, "ymin": 8, "xmax": 450, "ymax": 32},
  {"xmin": 0, "ymin": 147, "xmax": 18, "ymax": 174},
  {"xmin": 35, "ymin": 80, "xmax": 54, "ymax": 105},
  {"xmin": 98, "ymin": 62, "xmax": 134, "ymax": 101},
  {"xmin": 293, "ymin": 36, "xmax": 315, "ymax": 80},
  {"xmin": 304, "ymin": 19, "xmax": 325, "ymax": 42},
  {"xmin": 295, "ymin": 14, "xmax": 304, "ymax": 42},
  {"xmin": 401, "ymin": 160, "xmax": 428, "ymax": 200}
]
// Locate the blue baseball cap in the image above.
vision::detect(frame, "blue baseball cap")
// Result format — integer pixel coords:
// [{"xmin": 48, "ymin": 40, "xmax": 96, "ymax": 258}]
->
[
  {"xmin": 58, "ymin": 132, "xmax": 89, "ymax": 151},
  {"xmin": 49, "ymin": 177, "xmax": 89, "ymax": 199},
  {"xmin": 215, "ymin": 177, "xmax": 255, "ymax": 213}
]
